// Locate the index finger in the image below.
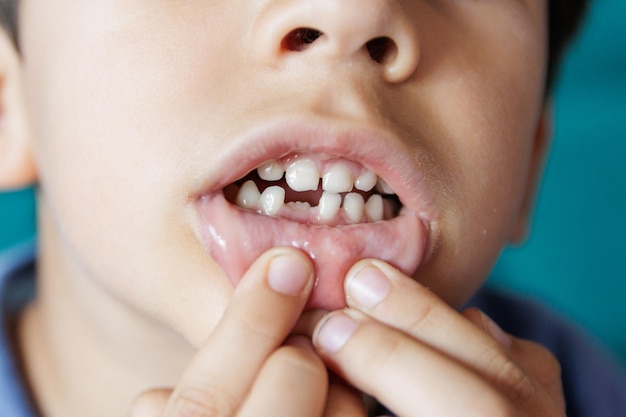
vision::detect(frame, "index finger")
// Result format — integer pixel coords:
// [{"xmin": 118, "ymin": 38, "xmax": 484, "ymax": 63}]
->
[
  {"xmin": 342, "ymin": 260, "xmax": 524, "ymax": 390},
  {"xmin": 163, "ymin": 247, "xmax": 314, "ymax": 416}
]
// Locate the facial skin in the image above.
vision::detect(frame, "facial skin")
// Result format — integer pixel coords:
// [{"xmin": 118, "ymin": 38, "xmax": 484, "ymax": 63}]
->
[{"xmin": 2, "ymin": 0, "xmax": 551, "ymax": 415}]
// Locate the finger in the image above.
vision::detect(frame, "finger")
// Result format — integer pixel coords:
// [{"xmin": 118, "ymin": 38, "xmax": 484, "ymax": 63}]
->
[
  {"xmin": 163, "ymin": 247, "xmax": 314, "ymax": 417},
  {"xmin": 313, "ymin": 311, "xmax": 512, "ymax": 417},
  {"xmin": 343, "ymin": 260, "xmax": 518, "ymax": 384},
  {"xmin": 464, "ymin": 308, "xmax": 565, "ymax": 411},
  {"xmin": 324, "ymin": 375, "xmax": 367, "ymax": 417},
  {"xmin": 462, "ymin": 307, "xmax": 513, "ymax": 347},
  {"xmin": 238, "ymin": 336, "xmax": 328, "ymax": 417},
  {"xmin": 509, "ymin": 338, "xmax": 565, "ymax": 411},
  {"xmin": 463, "ymin": 306, "xmax": 564, "ymax": 406},
  {"xmin": 128, "ymin": 389, "xmax": 171, "ymax": 417},
  {"xmin": 292, "ymin": 309, "xmax": 328, "ymax": 337}
]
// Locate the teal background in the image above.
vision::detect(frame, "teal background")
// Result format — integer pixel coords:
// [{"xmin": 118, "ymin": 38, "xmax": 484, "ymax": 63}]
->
[
  {"xmin": 491, "ymin": 0, "xmax": 626, "ymax": 365},
  {"xmin": 1, "ymin": 1, "xmax": 625, "ymax": 364},
  {"xmin": 0, "ymin": 187, "xmax": 36, "ymax": 249}
]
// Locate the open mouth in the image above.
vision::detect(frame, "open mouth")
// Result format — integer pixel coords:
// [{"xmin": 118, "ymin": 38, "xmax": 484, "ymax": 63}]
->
[
  {"xmin": 223, "ymin": 153, "xmax": 402, "ymax": 226},
  {"xmin": 193, "ymin": 119, "xmax": 434, "ymax": 310}
]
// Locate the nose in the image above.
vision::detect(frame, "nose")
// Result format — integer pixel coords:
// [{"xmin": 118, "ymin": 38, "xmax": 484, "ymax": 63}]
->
[{"xmin": 253, "ymin": 0, "xmax": 420, "ymax": 83}]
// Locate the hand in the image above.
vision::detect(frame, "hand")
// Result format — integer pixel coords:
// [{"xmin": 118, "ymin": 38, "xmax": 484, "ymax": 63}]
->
[
  {"xmin": 128, "ymin": 247, "xmax": 365, "ymax": 417},
  {"xmin": 311, "ymin": 259, "xmax": 566, "ymax": 417}
]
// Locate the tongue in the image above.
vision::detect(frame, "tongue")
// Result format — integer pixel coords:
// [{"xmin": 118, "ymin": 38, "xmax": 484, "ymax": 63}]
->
[{"xmin": 196, "ymin": 193, "xmax": 428, "ymax": 310}]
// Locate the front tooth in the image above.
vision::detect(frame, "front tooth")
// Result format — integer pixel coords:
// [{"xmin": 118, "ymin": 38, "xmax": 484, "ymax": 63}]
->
[
  {"xmin": 257, "ymin": 161, "xmax": 284, "ymax": 181},
  {"xmin": 317, "ymin": 192, "xmax": 342, "ymax": 222},
  {"xmin": 322, "ymin": 162, "xmax": 353, "ymax": 193},
  {"xmin": 354, "ymin": 170, "xmax": 377, "ymax": 192},
  {"xmin": 259, "ymin": 186, "xmax": 285, "ymax": 216},
  {"xmin": 343, "ymin": 193, "xmax": 365, "ymax": 224},
  {"xmin": 376, "ymin": 178, "xmax": 394, "ymax": 195},
  {"xmin": 365, "ymin": 195, "xmax": 384, "ymax": 222},
  {"xmin": 285, "ymin": 158, "xmax": 320, "ymax": 192},
  {"xmin": 236, "ymin": 180, "xmax": 261, "ymax": 209}
]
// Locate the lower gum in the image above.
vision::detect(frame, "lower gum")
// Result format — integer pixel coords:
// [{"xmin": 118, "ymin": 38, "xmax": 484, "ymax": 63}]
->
[{"xmin": 196, "ymin": 193, "xmax": 427, "ymax": 310}]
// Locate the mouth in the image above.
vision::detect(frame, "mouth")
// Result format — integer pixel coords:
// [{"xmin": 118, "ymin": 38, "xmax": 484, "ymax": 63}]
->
[
  {"xmin": 224, "ymin": 154, "xmax": 402, "ymax": 226},
  {"xmin": 193, "ymin": 118, "xmax": 437, "ymax": 310}
]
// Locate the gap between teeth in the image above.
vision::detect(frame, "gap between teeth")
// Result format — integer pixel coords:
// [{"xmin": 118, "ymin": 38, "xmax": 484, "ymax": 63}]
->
[
  {"xmin": 238, "ymin": 180, "xmax": 385, "ymax": 223},
  {"xmin": 235, "ymin": 157, "xmax": 396, "ymax": 224}
]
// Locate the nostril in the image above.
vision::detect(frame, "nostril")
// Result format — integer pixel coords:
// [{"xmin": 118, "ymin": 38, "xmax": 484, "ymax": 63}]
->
[
  {"xmin": 365, "ymin": 37, "xmax": 397, "ymax": 64},
  {"xmin": 282, "ymin": 28, "xmax": 324, "ymax": 52}
]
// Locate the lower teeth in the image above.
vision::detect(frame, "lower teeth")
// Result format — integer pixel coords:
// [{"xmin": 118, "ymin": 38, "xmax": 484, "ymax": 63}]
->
[
  {"xmin": 231, "ymin": 180, "xmax": 388, "ymax": 224},
  {"xmin": 259, "ymin": 186, "xmax": 285, "ymax": 216},
  {"xmin": 343, "ymin": 193, "xmax": 365, "ymax": 223},
  {"xmin": 318, "ymin": 192, "xmax": 342, "ymax": 222}
]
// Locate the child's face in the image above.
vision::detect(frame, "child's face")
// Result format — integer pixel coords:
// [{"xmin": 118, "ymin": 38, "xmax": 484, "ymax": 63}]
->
[{"xmin": 17, "ymin": 0, "xmax": 547, "ymax": 345}]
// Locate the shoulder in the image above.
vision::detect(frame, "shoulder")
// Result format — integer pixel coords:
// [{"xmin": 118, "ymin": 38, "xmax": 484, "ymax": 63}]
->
[
  {"xmin": 0, "ymin": 241, "xmax": 36, "ymax": 315},
  {"xmin": 0, "ymin": 241, "xmax": 37, "ymax": 417},
  {"xmin": 469, "ymin": 286, "xmax": 626, "ymax": 417},
  {"xmin": 0, "ymin": 240, "xmax": 36, "ymax": 289}
]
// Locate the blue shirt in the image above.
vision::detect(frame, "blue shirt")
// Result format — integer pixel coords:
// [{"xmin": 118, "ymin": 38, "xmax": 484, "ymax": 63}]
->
[
  {"xmin": 1, "ymin": 242, "xmax": 625, "ymax": 417},
  {"xmin": 0, "ymin": 242, "xmax": 39, "ymax": 417}
]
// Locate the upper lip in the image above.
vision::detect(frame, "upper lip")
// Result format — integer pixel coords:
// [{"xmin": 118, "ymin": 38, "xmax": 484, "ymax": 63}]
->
[{"xmin": 193, "ymin": 115, "xmax": 438, "ymax": 223}]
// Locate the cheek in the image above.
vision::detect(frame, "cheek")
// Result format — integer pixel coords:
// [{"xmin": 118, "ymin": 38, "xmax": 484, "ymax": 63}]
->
[
  {"xmin": 19, "ymin": 2, "xmax": 238, "ymax": 343},
  {"xmin": 412, "ymin": 9, "xmax": 547, "ymax": 306},
  {"xmin": 416, "ymin": 110, "xmax": 540, "ymax": 307},
  {"xmin": 20, "ymin": 1, "xmax": 216, "ymax": 259}
]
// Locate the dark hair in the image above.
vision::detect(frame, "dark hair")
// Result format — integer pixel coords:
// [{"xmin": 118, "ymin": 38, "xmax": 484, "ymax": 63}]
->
[
  {"xmin": 0, "ymin": 0, "xmax": 17, "ymax": 46},
  {"xmin": 546, "ymin": 0, "xmax": 591, "ymax": 91},
  {"xmin": 0, "ymin": 0, "xmax": 590, "ymax": 94}
]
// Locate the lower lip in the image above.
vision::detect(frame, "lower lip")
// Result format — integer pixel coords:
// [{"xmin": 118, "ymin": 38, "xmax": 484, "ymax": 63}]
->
[{"xmin": 195, "ymin": 193, "xmax": 430, "ymax": 310}]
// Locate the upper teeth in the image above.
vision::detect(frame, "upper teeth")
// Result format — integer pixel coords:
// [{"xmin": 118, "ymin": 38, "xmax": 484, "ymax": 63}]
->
[
  {"xmin": 376, "ymin": 178, "xmax": 394, "ymax": 195},
  {"xmin": 257, "ymin": 161, "xmax": 285, "ymax": 181},
  {"xmin": 322, "ymin": 162, "xmax": 354, "ymax": 193},
  {"xmin": 354, "ymin": 170, "xmax": 377, "ymax": 192},
  {"xmin": 285, "ymin": 158, "xmax": 320, "ymax": 192},
  {"xmin": 234, "ymin": 156, "xmax": 397, "ymax": 224}
]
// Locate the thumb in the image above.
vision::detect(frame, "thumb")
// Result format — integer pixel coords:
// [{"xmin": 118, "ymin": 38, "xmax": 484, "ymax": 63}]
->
[{"xmin": 128, "ymin": 389, "xmax": 172, "ymax": 417}]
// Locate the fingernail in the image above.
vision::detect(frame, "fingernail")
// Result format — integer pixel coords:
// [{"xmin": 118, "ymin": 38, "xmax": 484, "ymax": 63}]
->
[
  {"xmin": 314, "ymin": 312, "xmax": 359, "ymax": 354},
  {"xmin": 482, "ymin": 311, "xmax": 513, "ymax": 347},
  {"xmin": 346, "ymin": 264, "xmax": 391, "ymax": 309},
  {"xmin": 267, "ymin": 254, "xmax": 312, "ymax": 296}
]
